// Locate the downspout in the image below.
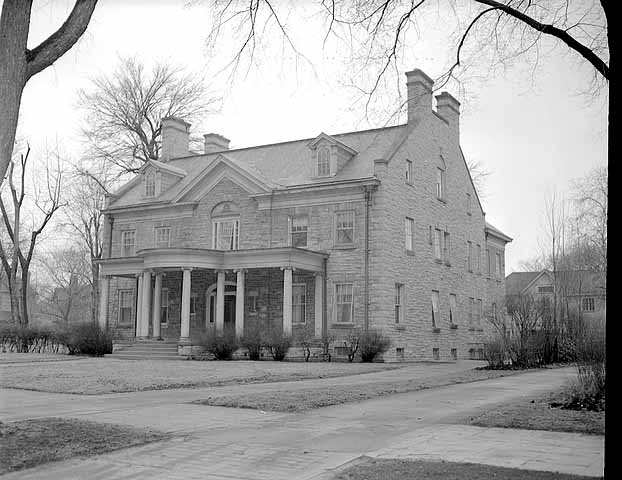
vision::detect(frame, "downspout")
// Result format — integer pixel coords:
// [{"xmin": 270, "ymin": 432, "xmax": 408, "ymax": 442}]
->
[
  {"xmin": 107, "ymin": 215, "xmax": 114, "ymax": 259},
  {"xmin": 323, "ymin": 256, "xmax": 328, "ymax": 338},
  {"xmin": 364, "ymin": 185, "xmax": 373, "ymax": 332}
]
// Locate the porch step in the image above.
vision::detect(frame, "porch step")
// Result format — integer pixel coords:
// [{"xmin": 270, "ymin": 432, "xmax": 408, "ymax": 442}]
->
[{"xmin": 105, "ymin": 340, "xmax": 180, "ymax": 360}]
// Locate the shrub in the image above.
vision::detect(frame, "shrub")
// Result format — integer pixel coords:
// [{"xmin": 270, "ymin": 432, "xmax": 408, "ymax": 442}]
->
[
  {"xmin": 199, "ymin": 329, "xmax": 240, "ymax": 360},
  {"xmin": 64, "ymin": 322, "xmax": 113, "ymax": 356},
  {"xmin": 263, "ymin": 329, "xmax": 291, "ymax": 361},
  {"xmin": 0, "ymin": 324, "xmax": 66, "ymax": 354},
  {"xmin": 359, "ymin": 329, "xmax": 390, "ymax": 362},
  {"xmin": 240, "ymin": 324, "xmax": 263, "ymax": 360},
  {"xmin": 483, "ymin": 337, "xmax": 509, "ymax": 369},
  {"xmin": 342, "ymin": 329, "xmax": 361, "ymax": 362}
]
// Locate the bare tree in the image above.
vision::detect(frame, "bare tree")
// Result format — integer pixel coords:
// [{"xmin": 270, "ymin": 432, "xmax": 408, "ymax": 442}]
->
[
  {"xmin": 79, "ymin": 56, "xmax": 220, "ymax": 175},
  {"xmin": 0, "ymin": 147, "xmax": 64, "ymax": 325},
  {"xmin": 467, "ymin": 158, "xmax": 492, "ymax": 199},
  {"xmin": 0, "ymin": 0, "xmax": 98, "ymax": 187}
]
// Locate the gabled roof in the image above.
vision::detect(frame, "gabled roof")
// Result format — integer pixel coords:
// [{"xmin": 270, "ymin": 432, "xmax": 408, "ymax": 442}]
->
[
  {"xmin": 505, "ymin": 271, "xmax": 546, "ymax": 296},
  {"xmin": 307, "ymin": 132, "xmax": 358, "ymax": 155},
  {"xmin": 141, "ymin": 159, "xmax": 186, "ymax": 177}
]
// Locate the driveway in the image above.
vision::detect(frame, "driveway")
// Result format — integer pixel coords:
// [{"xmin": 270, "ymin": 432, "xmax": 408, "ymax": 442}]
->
[{"xmin": 0, "ymin": 366, "xmax": 604, "ymax": 479}]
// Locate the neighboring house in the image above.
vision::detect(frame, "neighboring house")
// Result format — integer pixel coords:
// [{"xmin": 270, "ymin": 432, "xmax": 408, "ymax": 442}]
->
[
  {"xmin": 505, "ymin": 269, "xmax": 606, "ymax": 322},
  {"xmin": 97, "ymin": 68, "xmax": 512, "ymax": 361}
]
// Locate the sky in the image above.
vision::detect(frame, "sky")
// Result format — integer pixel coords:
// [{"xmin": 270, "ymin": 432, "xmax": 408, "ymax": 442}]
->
[{"xmin": 12, "ymin": 0, "xmax": 608, "ymax": 273}]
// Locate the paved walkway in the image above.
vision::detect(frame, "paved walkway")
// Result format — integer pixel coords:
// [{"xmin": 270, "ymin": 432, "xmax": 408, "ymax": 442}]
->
[{"xmin": 0, "ymin": 366, "xmax": 604, "ymax": 479}]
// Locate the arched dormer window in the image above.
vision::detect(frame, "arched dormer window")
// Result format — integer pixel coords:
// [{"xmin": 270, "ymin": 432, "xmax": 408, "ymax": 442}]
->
[
  {"xmin": 211, "ymin": 201, "xmax": 240, "ymax": 250},
  {"xmin": 145, "ymin": 171, "xmax": 156, "ymax": 197},
  {"xmin": 317, "ymin": 146, "xmax": 330, "ymax": 176},
  {"xmin": 436, "ymin": 156, "xmax": 446, "ymax": 201}
]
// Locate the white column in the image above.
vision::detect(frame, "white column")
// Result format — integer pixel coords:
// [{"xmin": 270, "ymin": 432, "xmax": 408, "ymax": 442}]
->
[
  {"xmin": 216, "ymin": 270, "xmax": 225, "ymax": 334},
  {"xmin": 235, "ymin": 270, "xmax": 245, "ymax": 337},
  {"xmin": 98, "ymin": 275, "xmax": 109, "ymax": 330},
  {"xmin": 314, "ymin": 273, "xmax": 323, "ymax": 339},
  {"xmin": 152, "ymin": 273, "xmax": 162, "ymax": 339},
  {"xmin": 282, "ymin": 267, "xmax": 293, "ymax": 337},
  {"xmin": 136, "ymin": 274, "xmax": 144, "ymax": 338},
  {"xmin": 140, "ymin": 271, "xmax": 152, "ymax": 338},
  {"xmin": 180, "ymin": 268, "xmax": 191, "ymax": 340}
]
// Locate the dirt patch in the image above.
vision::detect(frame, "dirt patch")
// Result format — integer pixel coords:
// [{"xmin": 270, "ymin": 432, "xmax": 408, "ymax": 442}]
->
[
  {"xmin": 466, "ymin": 390, "xmax": 604, "ymax": 435},
  {"xmin": 0, "ymin": 417, "xmax": 166, "ymax": 474},
  {"xmin": 331, "ymin": 457, "xmax": 601, "ymax": 480}
]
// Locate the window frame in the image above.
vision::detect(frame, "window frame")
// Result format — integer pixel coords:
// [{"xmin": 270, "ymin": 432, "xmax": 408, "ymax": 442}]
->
[
  {"xmin": 292, "ymin": 283, "xmax": 307, "ymax": 324},
  {"xmin": 154, "ymin": 226, "xmax": 171, "ymax": 248},
  {"xmin": 145, "ymin": 171, "xmax": 156, "ymax": 197},
  {"xmin": 395, "ymin": 283, "xmax": 404, "ymax": 324},
  {"xmin": 212, "ymin": 217, "xmax": 240, "ymax": 250},
  {"xmin": 582, "ymin": 297, "xmax": 595, "ymax": 312},
  {"xmin": 289, "ymin": 216, "xmax": 308, "ymax": 248},
  {"xmin": 431, "ymin": 290, "xmax": 440, "ymax": 328},
  {"xmin": 434, "ymin": 229, "xmax": 443, "ymax": 261},
  {"xmin": 406, "ymin": 159, "xmax": 413, "ymax": 184},
  {"xmin": 443, "ymin": 231, "xmax": 451, "ymax": 265},
  {"xmin": 476, "ymin": 244, "xmax": 482, "ymax": 274},
  {"xmin": 121, "ymin": 230, "xmax": 136, "ymax": 257},
  {"xmin": 405, "ymin": 217, "xmax": 414, "ymax": 251},
  {"xmin": 468, "ymin": 297, "xmax": 474, "ymax": 328},
  {"xmin": 333, "ymin": 282, "xmax": 354, "ymax": 324},
  {"xmin": 118, "ymin": 289, "xmax": 134, "ymax": 326},
  {"xmin": 449, "ymin": 293, "xmax": 457, "ymax": 326},
  {"xmin": 476, "ymin": 299, "xmax": 483, "ymax": 328},
  {"xmin": 467, "ymin": 241, "xmax": 473, "ymax": 272},
  {"xmin": 317, "ymin": 146, "xmax": 331, "ymax": 176},
  {"xmin": 334, "ymin": 210, "xmax": 355, "ymax": 246},
  {"xmin": 160, "ymin": 288, "xmax": 169, "ymax": 326}
]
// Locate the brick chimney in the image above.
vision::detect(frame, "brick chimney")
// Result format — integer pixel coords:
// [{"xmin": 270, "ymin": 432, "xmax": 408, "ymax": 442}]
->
[
  {"xmin": 161, "ymin": 117, "xmax": 190, "ymax": 161},
  {"xmin": 203, "ymin": 133, "xmax": 231, "ymax": 154},
  {"xmin": 436, "ymin": 92, "xmax": 461, "ymax": 141},
  {"xmin": 405, "ymin": 69, "xmax": 434, "ymax": 123}
]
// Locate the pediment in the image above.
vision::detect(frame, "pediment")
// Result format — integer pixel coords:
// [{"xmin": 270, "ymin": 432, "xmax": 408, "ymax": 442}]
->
[
  {"xmin": 174, "ymin": 154, "xmax": 272, "ymax": 202},
  {"xmin": 307, "ymin": 132, "xmax": 358, "ymax": 156}
]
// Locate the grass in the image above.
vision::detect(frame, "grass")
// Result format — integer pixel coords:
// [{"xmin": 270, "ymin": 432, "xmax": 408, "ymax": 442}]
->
[
  {"xmin": 0, "ymin": 417, "xmax": 166, "ymax": 474},
  {"xmin": 0, "ymin": 356, "xmax": 400, "ymax": 394},
  {"xmin": 466, "ymin": 389, "xmax": 605, "ymax": 435},
  {"xmin": 331, "ymin": 457, "xmax": 601, "ymax": 480},
  {"xmin": 192, "ymin": 367, "xmax": 529, "ymax": 412}
]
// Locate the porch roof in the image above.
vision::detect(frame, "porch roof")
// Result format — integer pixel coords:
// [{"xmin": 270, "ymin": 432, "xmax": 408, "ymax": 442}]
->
[{"xmin": 97, "ymin": 247, "xmax": 329, "ymax": 277}]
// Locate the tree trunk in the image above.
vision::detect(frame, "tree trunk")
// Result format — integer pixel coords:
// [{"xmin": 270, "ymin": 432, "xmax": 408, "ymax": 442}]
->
[
  {"xmin": 20, "ymin": 267, "xmax": 29, "ymax": 326},
  {"xmin": 0, "ymin": 1, "xmax": 31, "ymax": 184},
  {"xmin": 91, "ymin": 260, "xmax": 99, "ymax": 322}
]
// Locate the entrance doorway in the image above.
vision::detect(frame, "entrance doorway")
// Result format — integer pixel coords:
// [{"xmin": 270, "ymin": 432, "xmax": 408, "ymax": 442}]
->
[{"xmin": 206, "ymin": 281, "xmax": 237, "ymax": 329}]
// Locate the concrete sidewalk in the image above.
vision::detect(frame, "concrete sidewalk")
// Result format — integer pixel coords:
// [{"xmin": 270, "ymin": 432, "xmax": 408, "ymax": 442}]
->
[{"xmin": 0, "ymin": 367, "xmax": 604, "ymax": 479}]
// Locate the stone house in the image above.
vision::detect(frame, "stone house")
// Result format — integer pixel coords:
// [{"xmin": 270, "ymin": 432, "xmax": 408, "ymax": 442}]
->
[{"xmin": 97, "ymin": 68, "xmax": 512, "ymax": 361}]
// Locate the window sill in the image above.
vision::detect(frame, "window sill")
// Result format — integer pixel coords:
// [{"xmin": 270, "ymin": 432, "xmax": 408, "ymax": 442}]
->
[
  {"xmin": 432, "ymin": 328, "xmax": 441, "ymax": 333},
  {"xmin": 331, "ymin": 323, "xmax": 355, "ymax": 328},
  {"xmin": 450, "ymin": 324, "xmax": 458, "ymax": 330},
  {"xmin": 405, "ymin": 249, "xmax": 416, "ymax": 256},
  {"xmin": 394, "ymin": 324, "xmax": 406, "ymax": 330},
  {"xmin": 293, "ymin": 322, "xmax": 307, "ymax": 326},
  {"xmin": 333, "ymin": 244, "xmax": 356, "ymax": 250}
]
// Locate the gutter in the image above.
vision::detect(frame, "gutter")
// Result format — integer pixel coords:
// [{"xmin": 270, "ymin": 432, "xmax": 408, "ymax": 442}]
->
[{"xmin": 364, "ymin": 184, "xmax": 376, "ymax": 332}]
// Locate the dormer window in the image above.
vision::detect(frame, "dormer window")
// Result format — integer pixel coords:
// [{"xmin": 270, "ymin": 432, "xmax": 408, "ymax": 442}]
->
[
  {"xmin": 145, "ymin": 171, "xmax": 156, "ymax": 197},
  {"xmin": 317, "ymin": 146, "xmax": 330, "ymax": 176}
]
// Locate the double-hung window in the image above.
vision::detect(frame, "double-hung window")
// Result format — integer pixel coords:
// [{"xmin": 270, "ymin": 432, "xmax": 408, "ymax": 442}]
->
[
  {"xmin": 335, "ymin": 211, "xmax": 354, "ymax": 246},
  {"xmin": 436, "ymin": 167, "xmax": 446, "ymax": 199},
  {"xmin": 443, "ymin": 232, "xmax": 451, "ymax": 264},
  {"xmin": 160, "ymin": 288, "xmax": 169, "ymax": 325},
  {"xmin": 476, "ymin": 244, "xmax": 481, "ymax": 274},
  {"xmin": 121, "ymin": 230, "xmax": 136, "ymax": 257},
  {"xmin": 467, "ymin": 241, "xmax": 473, "ymax": 271},
  {"xmin": 582, "ymin": 297, "xmax": 595, "ymax": 312},
  {"xmin": 495, "ymin": 252, "xmax": 502, "ymax": 278},
  {"xmin": 395, "ymin": 283, "xmax": 404, "ymax": 324},
  {"xmin": 431, "ymin": 290, "xmax": 440, "ymax": 328},
  {"xmin": 292, "ymin": 284, "xmax": 306, "ymax": 323},
  {"xmin": 145, "ymin": 171, "xmax": 156, "ymax": 197},
  {"xmin": 290, "ymin": 216, "xmax": 308, "ymax": 247},
  {"xmin": 317, "ymin": 146, "xmax": 330, "ymax": 176},
  {"xmin": 405, "ymin": 217, "xmax": 414, "ymax": 251},
  {"xmin": 154, "ymin": 227, "xmax": 170, "ymax": 248},
  {"xmin": 334, "ymin": 283, "xmax": 354, "ymax": 323},
  {"xmin": 118, "ymin": 289, "xmax": 134, "ymax": 325},
  {"xmin": 449, "ymin": 293, "xmax": 457, "ymax": 326},
  {"xmin": 434, "ymin": 229, "xmax": 442, "ymax": 260},
  {"xmin": 212, "ymin": 218, "xmax": 240, "ymax": 250}
]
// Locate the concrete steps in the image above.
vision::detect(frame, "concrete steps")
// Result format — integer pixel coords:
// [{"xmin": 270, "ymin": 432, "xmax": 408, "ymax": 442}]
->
[{"xmin": 105, "ymin": 340, "xmax": 180, "ymax": 360}]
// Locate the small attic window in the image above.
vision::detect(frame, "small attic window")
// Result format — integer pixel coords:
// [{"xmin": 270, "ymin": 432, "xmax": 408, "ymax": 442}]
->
[
  {"xmin": 317, "ymin": 146, "xmax": 330, "ymax": 176},
  {"xmin": 145, "ymin": 171, "xmax": 156, "ymax": 197}
]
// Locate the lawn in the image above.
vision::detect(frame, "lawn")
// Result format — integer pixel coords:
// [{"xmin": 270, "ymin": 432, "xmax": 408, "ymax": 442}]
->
[
  {"xmin": 0, "ymin": 417, "xmax": 166, "ymax": 474},
  {"xmin": 0, "ymin": 356, "xmax": 400, "ymax": 394},
  {"xmin": 192, "ymin": 366, "xmax": 528, "ymax": 412},
  {"xmin": 466, "ymin": 390, "xmax": 605, "ymax": 435},
  {"xmin": 331, "ymin": 457, "xmax": 602, "ymax": 480}
]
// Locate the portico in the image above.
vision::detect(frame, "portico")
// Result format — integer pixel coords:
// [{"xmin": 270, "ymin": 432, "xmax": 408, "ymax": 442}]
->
[{"xmin": 98, "ymin": 247, "xmax": 328, "ymax": 352}]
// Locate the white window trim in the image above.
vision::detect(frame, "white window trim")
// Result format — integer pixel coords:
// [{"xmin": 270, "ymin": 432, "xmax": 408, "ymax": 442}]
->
[
  {"xmin": 118, "ymin": 289, "xmax": 134, "ymax": 326},
  {"xmin": 431, "ymin": 290, "xmax": 440, "ymax": 328},
  {"xmin": 289, "ymin": 216, "xmax": 308, "ymax": 248},
  {"xmin": 212, "ymin": 217, "xmax": 240, "ymax": 250},
  {"xmin": 333, "ymin": 282, "xmax": 354, "ymax": 324},
  {"xmin": 434, "ymin": 229, "xmax": 442, "ymax": 261},
  {"xmin": 121, "ymin": 230, "xmax": 136, "ymax": 257},
  {"xmin": 317, "ymin": 145, "xmax": 331, "ymax": 177},
  {"xmin": 145, "ymin": 171, "xmax": 156, "ymax": 198},
  {"xmin": 395, "ymin": 283, "xmax": 404, "ymax": 324},
  {"xmin": 292, "ymin": 283, "xmax": 307, "ymax": 324},
  {"xmin": 405, "ymin": 217, "xmax": 414, "ymax": 251},
  {"xmin": 334, "ymin": 210, "xmax": 355, "ymax": 246},
  {"xmin": 449, "ymin": 293, "xmax": 457, "ymax": 326},
  {"xmin": 154, "ymin": 226, "xmax": 171, "ymax": 248}
]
